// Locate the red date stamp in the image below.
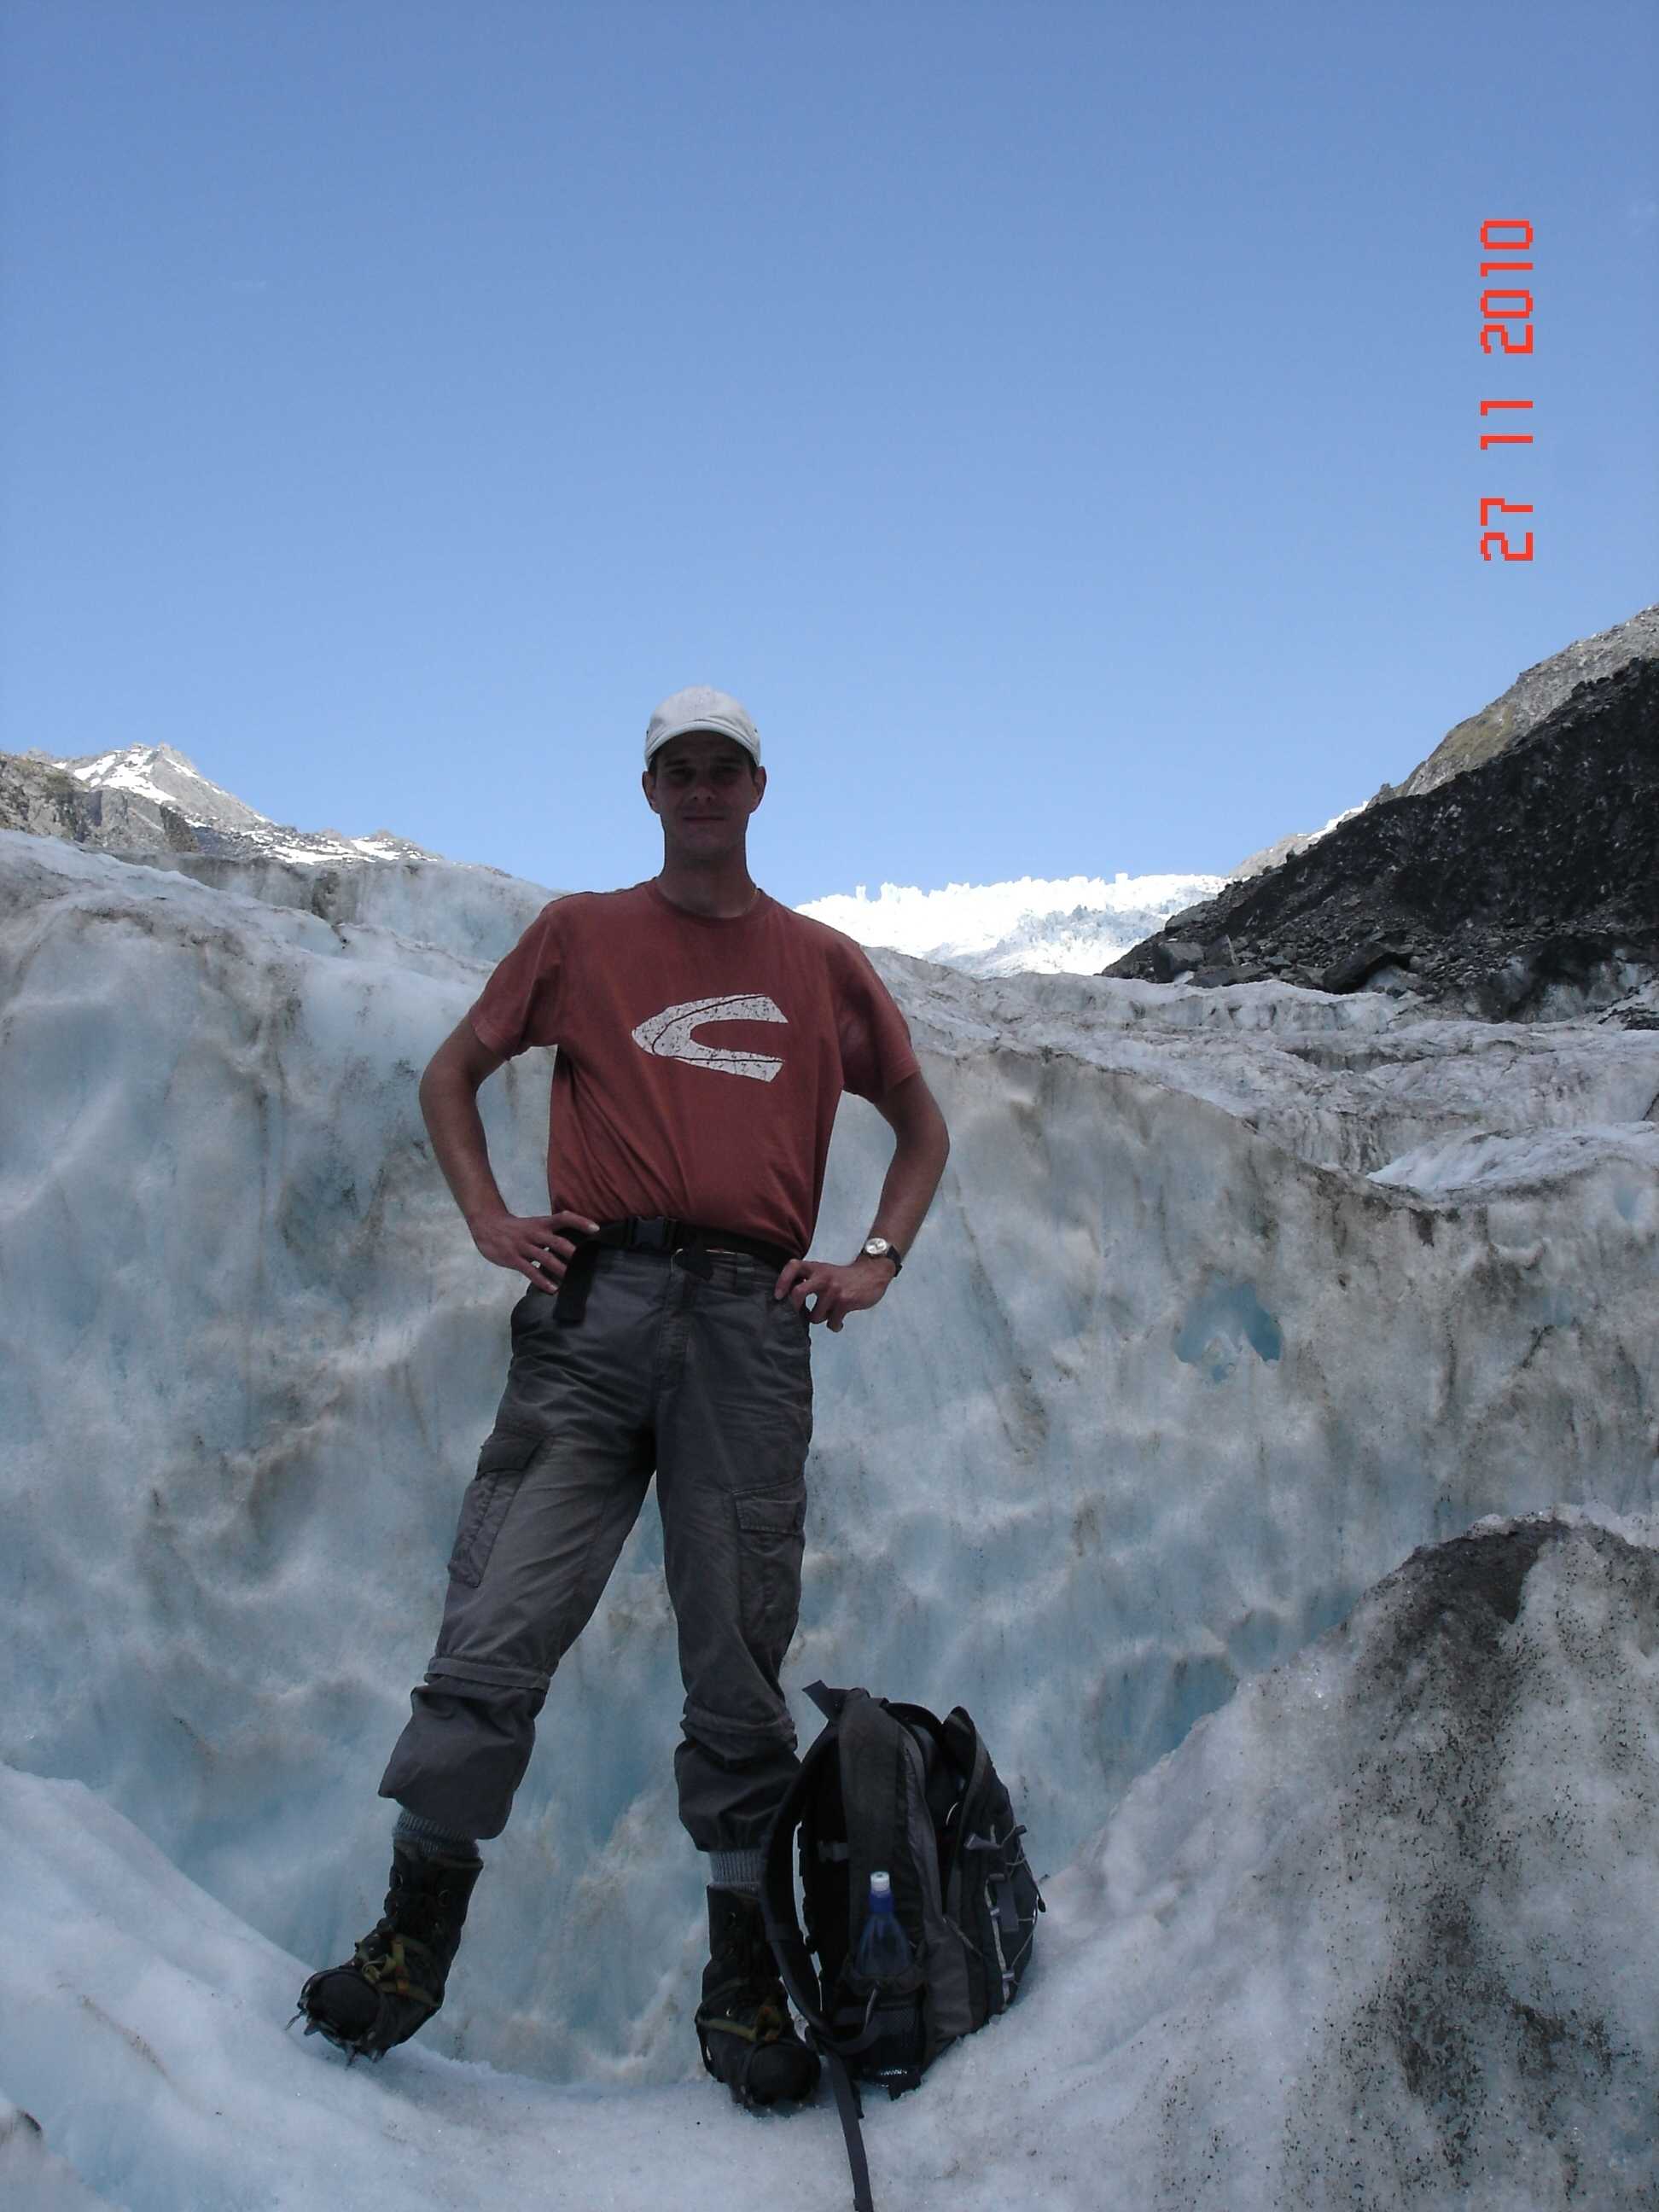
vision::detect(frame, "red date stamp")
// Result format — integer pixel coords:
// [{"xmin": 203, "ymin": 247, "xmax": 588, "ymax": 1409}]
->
[{"xmin": 1479, "ymin": 218, "xmax": 1534, "ymax": 561}]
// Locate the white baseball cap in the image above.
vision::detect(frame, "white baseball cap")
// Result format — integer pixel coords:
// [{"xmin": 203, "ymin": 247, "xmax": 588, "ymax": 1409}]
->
[{"xmin": 643, "ymin": 685, "xmax": 762, "ymax": 768}]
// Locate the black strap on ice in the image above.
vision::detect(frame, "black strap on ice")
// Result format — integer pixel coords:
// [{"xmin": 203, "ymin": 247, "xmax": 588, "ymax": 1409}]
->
[{"xmin": 822, "ymin": 2043, "xmax": 875, "ymax": 2212}]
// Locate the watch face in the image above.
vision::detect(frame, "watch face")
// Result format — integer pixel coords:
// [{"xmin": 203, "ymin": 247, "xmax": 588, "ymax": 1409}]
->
[{"xmin": 864, "ymin": 1239, "xmax": 889, "ymax": 1257}]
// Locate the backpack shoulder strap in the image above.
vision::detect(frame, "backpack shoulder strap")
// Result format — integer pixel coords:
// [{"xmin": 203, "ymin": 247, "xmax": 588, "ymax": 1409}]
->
[
  {"xmin": 760, "ymin": 1725, "xmax": 839, "ymax": 2040},
  {"xmin": 762, "ymin": 1691, "xmax": 882, "ymax": 2212},
  {"xmin": 942, "ymin": 1706, "xmax": 988, "ymax": 1803},
  {"xmin": 835, "ymin": 1691, "xmax": 910, "ymax": 1930}
]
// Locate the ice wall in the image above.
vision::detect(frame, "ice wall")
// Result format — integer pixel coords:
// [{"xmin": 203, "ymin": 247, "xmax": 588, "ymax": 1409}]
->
[
  {"xmin": 2, "ymin": 827, "xmax": 1656, "ymax": 2094},
  {"xmin": 101, "ymin": 841, "xmax": 556, "ymax": 967}
]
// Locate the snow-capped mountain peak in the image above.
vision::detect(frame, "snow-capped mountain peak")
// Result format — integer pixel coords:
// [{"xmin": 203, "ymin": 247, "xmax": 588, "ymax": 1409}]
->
[
  {"xmin": 12, "ymin": 741, "xmax": 444, "ymax": 869},
  {"xmin": 52, "ymin": 740, "xmax": 274, "ymax": 835}
]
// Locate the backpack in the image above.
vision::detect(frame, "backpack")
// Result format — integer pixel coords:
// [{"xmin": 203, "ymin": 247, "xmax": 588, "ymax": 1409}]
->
[{"xmin": 761, "ymin": 1681, "xmax": 1045, "ymax": 2212}]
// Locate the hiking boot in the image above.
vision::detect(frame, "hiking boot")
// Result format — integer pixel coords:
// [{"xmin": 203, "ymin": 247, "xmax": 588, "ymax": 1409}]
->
[
  {"xmin": 296, "ymin": 1845, "xmax": 482, "ymax": 2060},
  {"xmin": 694, "ymin": 1884, "xmax": 819, "ymax": 2110}
]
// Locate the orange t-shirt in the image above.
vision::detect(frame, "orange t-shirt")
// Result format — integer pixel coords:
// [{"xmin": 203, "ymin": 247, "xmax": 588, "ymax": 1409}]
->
[{"xmin": 467, "ymin": 880, "xmax": 921, "ymax": 1255}]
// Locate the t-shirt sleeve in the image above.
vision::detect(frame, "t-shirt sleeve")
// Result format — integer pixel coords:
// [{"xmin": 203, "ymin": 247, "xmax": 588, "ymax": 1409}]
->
[
  {"xmin": 467, "ymin": 902, "xmax": 566, "ymax": 1057},
  {"xmin": 833, "ymin": 939, "xmax": 922, "ymax": 1102}
]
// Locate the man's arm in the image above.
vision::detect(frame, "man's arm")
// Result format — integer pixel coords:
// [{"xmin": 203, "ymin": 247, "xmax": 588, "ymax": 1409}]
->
[
  {"xmin": 419, "ymin": 1016, "xmax": 598, "ymax": 1291},
  {"xmin": 860, "ymin": 1068, "xmax": 951, "ymax": 1265},
  {"xmin": 775, "ymin": 1069, "xmax": 950, "ymax": 1330}
]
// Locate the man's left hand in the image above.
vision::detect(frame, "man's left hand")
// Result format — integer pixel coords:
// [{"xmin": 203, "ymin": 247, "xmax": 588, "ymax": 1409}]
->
[{"xmin": 773, "ymin": 1252, "xmax": 895, "ymax": 1332}]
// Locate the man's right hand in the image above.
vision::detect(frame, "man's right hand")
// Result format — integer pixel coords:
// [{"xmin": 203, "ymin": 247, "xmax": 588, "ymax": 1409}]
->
[{"xmin": 470, "ymin": 1208, "xmax": 602, "ymax": 1292}]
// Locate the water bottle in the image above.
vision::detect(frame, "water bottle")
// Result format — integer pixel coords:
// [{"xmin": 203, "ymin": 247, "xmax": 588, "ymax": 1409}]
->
[
  {"xmin": 853, "ymin": 1871, "xmax": 913, "ymax": 1981},
  {"xmin": 853, "ymin": 1871, "xmax": 921, "ymax": 2092}
]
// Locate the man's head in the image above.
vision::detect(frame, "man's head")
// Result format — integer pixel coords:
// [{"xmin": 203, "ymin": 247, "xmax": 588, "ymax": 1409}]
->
[{"xmin": 642, "ymin": 686, "xmax": 766, "ymax": 856}]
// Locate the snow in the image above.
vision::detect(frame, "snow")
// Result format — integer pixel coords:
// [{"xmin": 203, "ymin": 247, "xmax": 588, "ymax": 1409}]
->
[
  {"xmin": 795, "ymin": 871, "xmax": 1223, "ymax": 975},
  {"xmin": 1369, "ymin": 1122, "xmax": 1659, "ymax": 1198},
  {"xmin": 3, "ymin": 824, "xmax": 1658, "ymax": 2208},
  {"xmin": 0, "ymin": 2096, "xmax": 124, "ymax": 2212}
]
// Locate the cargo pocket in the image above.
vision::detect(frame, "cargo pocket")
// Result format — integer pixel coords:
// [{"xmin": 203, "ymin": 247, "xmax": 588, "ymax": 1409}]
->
[
  {"xmin": 447, "ymin": 1429, "xmax": 540, "ymax": 1590},
  {"xmin": 735, "ymin": 1490, "xmax": 807, "ymax": 1652}
]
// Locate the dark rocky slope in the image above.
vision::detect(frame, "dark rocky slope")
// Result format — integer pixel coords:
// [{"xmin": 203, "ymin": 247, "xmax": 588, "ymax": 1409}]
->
[{"xmin": 1107, "ymin": 653, "xmax": 1659, "ymax": 1022}]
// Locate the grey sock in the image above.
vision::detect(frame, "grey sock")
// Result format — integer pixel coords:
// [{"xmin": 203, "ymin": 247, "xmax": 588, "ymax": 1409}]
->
[
  {"xmin": 707, "ymin": 1847, "xmax": 765, "ymax": 1893},
  {"xmin": 393, "ymin": 1806, "xmax": 481, "ymax": 1864}
]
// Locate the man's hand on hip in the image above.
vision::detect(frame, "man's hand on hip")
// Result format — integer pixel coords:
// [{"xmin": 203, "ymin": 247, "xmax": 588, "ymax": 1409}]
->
[
  {"xmin": 773, "ymin": 1252, "xmax": 895, "ymax": 1332},
  {"xmin": 471, "ymin": 1208, "xmax": 602, "ymax": 1292}
]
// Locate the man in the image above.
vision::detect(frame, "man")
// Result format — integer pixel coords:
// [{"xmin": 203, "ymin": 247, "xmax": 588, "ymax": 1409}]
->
[{"xmin": 298, "ymin": 684, "xmax": 950, "ymax": 2110}]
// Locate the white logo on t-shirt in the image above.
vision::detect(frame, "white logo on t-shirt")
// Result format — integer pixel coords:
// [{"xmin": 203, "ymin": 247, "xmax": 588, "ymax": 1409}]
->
[{"xmin": 631, "ymin": 994, "xmax": 787, "ymax": 1082}]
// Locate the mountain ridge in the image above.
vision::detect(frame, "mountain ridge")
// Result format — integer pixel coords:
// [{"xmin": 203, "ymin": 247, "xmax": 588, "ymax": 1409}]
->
[{"xmin": 1228, "ymin": 599, "xmax": 1659, "ymax": 881}]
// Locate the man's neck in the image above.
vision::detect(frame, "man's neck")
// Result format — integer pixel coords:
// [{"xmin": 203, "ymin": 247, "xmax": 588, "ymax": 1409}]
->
[{"xmin": 653, "ymin": 859, "xmax": 761, "ymax": 920}]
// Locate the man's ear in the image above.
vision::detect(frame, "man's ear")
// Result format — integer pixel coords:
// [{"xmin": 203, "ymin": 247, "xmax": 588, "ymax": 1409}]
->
[{"xmin": 642, "ymin": 766, "xmax": 660, "ymax": 812}]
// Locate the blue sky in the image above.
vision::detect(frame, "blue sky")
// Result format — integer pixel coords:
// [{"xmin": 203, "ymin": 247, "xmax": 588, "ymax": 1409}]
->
[{"xmin": 3, "ymin": 0, "xmax": 1655, "ymax": 906}]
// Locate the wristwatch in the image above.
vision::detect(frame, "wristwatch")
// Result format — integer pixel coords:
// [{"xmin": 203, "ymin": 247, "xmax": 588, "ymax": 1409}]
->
[{"xmin": 861, "ymin": 1237, "xmax": 903, "ymax": 1276}]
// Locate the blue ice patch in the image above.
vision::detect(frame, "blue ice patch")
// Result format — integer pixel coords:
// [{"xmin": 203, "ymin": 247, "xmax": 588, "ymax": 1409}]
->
[{"xmin": 1175, "ymin": 1278, "xmax": 1284, "ymax": 1382}]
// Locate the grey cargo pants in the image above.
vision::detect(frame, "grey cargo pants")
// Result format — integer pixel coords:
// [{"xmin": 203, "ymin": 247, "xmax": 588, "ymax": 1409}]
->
[{"xmin": 378, "ymin": 1244, "xmax": 813, "ymax": 1850}]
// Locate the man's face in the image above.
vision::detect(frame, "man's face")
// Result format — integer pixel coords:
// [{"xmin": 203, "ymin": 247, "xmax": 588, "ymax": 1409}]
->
[{"xmin": 643, "ymin": 731, "xmax": 765, "ymax": 855}]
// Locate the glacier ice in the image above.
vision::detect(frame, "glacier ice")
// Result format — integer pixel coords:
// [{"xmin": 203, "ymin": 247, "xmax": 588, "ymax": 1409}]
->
[
  {"xmin": 3, "ymin": 824, "xmax": 1658, "ymax": 2205},
  {"xmin": 3, "ymin": 1514, "xmax": 1658, "ymax": 2209}
]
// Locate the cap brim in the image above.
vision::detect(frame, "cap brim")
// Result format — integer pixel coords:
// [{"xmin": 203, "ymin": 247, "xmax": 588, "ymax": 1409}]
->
[{"xmin": 644, "ymin": 717, "xmax": 760, "ymax": 763}]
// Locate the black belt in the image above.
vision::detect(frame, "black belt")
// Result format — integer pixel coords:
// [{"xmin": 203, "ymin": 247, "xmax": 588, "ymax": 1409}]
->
[{"xmin": 551, "ymin": 1216, "xmax": 797, "ymax": 1324}]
